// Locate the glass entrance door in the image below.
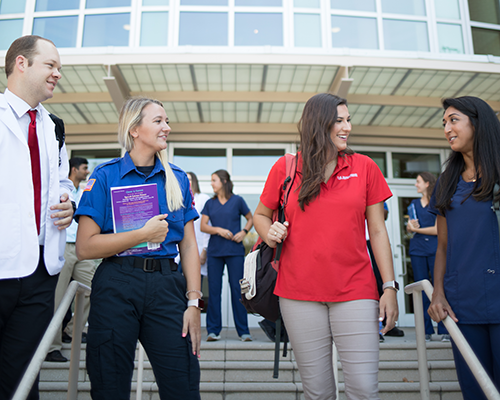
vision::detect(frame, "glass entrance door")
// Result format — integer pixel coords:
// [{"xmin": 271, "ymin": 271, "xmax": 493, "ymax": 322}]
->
[{"xmin": 386, "ymin": 186, "xmax": 420, "ymax": 327}]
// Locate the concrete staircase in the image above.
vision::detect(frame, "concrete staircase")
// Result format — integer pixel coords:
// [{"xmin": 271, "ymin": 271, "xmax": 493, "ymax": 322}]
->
[{"xmin": 39, "ymin": 328, "xmax": 463, "ymax": 400}]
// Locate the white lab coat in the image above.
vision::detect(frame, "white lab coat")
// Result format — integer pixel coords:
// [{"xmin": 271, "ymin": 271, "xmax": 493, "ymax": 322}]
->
[{"xmin": 0, "ymin": 93, "xmax": 73, "ymax": 279}]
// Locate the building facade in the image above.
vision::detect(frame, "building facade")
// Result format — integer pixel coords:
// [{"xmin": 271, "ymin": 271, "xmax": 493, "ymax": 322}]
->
[{"xmin": 1, "ymin": 0, "xmax": 500, "ymax": 328}]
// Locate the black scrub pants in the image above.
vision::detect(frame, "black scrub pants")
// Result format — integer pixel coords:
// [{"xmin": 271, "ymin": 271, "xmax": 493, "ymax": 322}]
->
[
  {"xmin": 86, "ymin": 257, "xmax": 200, "ymax": 400},
  {"xmin": 0, "ymin": 247, "xmax": 58, "ymax": 400}
]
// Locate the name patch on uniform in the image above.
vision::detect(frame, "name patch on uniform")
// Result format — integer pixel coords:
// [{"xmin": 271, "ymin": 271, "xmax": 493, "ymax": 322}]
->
[
  {"xmin": 84, "ymin": 179, "xmax": 96, "ymax": 191},
  {"xmin": 337, "ymin": 173, "xmax": 358, "ymax": 180}
]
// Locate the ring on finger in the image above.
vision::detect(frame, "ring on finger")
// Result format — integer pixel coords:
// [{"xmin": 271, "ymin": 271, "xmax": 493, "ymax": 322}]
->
[{"xmin": 274, "ymin": 231, "xmax": 278, "ymax": 236}]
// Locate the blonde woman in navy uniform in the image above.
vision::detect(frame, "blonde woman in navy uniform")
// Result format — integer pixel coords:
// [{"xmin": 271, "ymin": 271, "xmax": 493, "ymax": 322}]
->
[
  {"xmin": 428, "ymin": 96, "xmax": 500, "ymax": 399},
  {"xmin": 76, "ymin": 97, "xmax": 202, "ymax": 400}
]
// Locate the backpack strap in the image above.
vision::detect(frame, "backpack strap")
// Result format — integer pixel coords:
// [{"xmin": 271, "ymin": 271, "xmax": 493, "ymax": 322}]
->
[
  {"xmin": 493, "ymin": 183, "xmax": 500, "ymax": 246},
  {"xmin": 271, "ymin": 154, "xmax": 296, "ymax": 379},
  {"xmin": 274, "ymin": 154, "xmax": 297, "ymax": 262},
  {"xmin": 49, "ymin": 114, "xmax": 65, "ymax": 166}
]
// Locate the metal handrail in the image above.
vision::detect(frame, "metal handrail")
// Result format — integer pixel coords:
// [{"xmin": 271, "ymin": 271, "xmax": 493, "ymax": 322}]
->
[
  {"xmin": 404, "ymin": 279, "xmax": 500, "ymax": 400},
  {"xmin": 12, "ymin": 280, "xmax": 91, "ymax": 400},
  {"xmin": 136, "ymin": 343, "xmax": 145, "ymax": 400}
]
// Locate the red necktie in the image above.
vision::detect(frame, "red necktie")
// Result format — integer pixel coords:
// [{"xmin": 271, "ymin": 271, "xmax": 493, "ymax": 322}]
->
[{"xmin": 28, "ymin": 110, "xmax": 41, "ymax": 235}]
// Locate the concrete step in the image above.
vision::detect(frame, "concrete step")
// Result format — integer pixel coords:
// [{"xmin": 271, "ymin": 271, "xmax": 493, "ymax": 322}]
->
[{"xmin": 39, "ymin": 327, "xmax": 463, "ymax": 400}]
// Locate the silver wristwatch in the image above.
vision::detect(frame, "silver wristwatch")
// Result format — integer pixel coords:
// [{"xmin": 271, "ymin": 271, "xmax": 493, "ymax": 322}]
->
[{"xmin": 382, "ymin": 280, "xmax": 399, "ymax": 292}]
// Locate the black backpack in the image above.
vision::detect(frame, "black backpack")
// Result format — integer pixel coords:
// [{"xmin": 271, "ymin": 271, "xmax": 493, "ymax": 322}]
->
[
  {"xmin": 239, "ymin": 153, "xmax": 297, "ymax": 378},
  {"xmin": 49, "ymin": 113, "xmax": 65, "ymax": 166}
]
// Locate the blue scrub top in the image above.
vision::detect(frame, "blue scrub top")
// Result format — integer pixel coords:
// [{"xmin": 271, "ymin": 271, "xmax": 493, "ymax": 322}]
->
[
  {"xmin": 429, "ymin": 177, "xmax": 500, "ymax": 324},
  {"xmin": 75, "ymin": 152, "xmax": 199, "ymax": 259},
  {"xmin": 202, "ymin": 194, "xmax": 250, "ymax": 257},
  {"xmin": 408, "ymin": 198, "xmax": 437, "ymax": 256}
]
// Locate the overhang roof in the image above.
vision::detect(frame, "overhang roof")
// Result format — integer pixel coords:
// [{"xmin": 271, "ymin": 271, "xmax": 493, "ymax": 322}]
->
[{"xmin": 1, "ymin": 53, "xmax": 499, "ymax": 148}]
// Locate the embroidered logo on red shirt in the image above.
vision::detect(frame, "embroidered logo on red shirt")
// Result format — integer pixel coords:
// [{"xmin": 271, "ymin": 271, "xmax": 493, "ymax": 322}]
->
[
  {"xmin": 337, "ymin": 173, "xmax": 358, "ymax": 180},
  {"xmin": 84, "ymin": 179, "xmax": 96, "ymax": 191}
]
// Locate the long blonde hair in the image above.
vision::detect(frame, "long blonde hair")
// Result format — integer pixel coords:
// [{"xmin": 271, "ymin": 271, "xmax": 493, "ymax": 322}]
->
[{"xmin": 118, "ymin": 97, "xmax": 184, "ymax": 211}]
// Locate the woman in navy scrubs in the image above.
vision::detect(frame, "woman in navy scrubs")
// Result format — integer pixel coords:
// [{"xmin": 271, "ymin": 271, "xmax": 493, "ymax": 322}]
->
[
  {"xmin": 76, "ymin": 97, "xmax": 202, "ymax": 400},
  {"xmin": 200, "ymin": 170, "xmax": 253, "ymax": 341},
  {"xmin": 406, "ymin": 172, "xmax": 447, "ymax": 341},
  {"xmin": 428, "ymin": 96, "xmax": 500, "ymax": 399}
]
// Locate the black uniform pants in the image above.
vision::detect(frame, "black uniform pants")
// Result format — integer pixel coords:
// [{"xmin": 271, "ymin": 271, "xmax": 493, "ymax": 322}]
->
[
  {"xmin": 86, "ymin": 258, "xmax": 200, "ymax": 400},
  {"xmin": 0, "ymin": 247, "xmax": 58, "ymax": 400}
]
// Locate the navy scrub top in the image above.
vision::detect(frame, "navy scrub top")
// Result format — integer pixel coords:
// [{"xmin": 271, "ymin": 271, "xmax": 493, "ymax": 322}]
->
[
  {"xmin": 429, "ymin": 177, "xmax": 500, "ymax": 324},
  {"xmin": 408, "ymin": 199, "xmax": 437, "ymax": 256},
  {"xmin": 202, "ymin": 194, "xmax": 250, "ymax": 257},
  {"xmin": 75, "ymin": 152, "xmax": 199, "ymax": 259}
]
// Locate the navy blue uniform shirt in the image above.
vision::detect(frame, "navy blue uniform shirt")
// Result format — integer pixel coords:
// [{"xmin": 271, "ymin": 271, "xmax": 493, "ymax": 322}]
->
[
  {"xmin": 75, "ymin": 152, "xmax": 198, "ymax": 259},
  {"xmin": 202, "ymin": 194, "xmax": 250, "ymax": 257},
  {"xmin": 429, "ymin": 177, "xmax": 500, "ymax": 324},
  {"xmin": 408, "ymin": 198, "xmax": 438, "ymax": 256}
]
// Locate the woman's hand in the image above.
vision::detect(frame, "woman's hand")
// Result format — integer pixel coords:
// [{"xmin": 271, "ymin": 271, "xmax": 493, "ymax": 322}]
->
[
  {"xmin": 379, "ymin": 289, "xmax": 399, "ymax": 334},
  {"xmin": 141, "ymin": 214, "xmax": 169, "ymax": 243},
  {"xmin": 200, "ymin": 248, "xmax": 207, "ymax": 265},
  {"xmin": 182, "ymin": 306, "xmax": 201, "ymax": 357},
  {"xmin": 266, "ymin": 221, "xmax": 289, "ymax": 248},
  {"xmin": 407, "ymin": 218, "xmax": 420, "ymax": 232},
  {"xmin": 428, "ymin": 291, "xmax": 458, "ymax": 323},
  {"xmin": 217, "ymin": 227, "xmax": 233, "ymax": 240},
  {"xmin": 232, "ymin": 231, "xmax": 246, "ymax": 243}
]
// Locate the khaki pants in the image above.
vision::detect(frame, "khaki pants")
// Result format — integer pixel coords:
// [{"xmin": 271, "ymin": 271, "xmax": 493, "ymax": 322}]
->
[
  {"xmin": 49, "ymin": 243, "xmax": 96, "ymax": 353},
  {"xmin": 280, "ymin": 298, "xmax": 380, "ymax": 400}
]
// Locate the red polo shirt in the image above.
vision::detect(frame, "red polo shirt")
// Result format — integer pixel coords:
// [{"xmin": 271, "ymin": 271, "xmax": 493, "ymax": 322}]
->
[{"xmin": 260, "ymin": 152, "xmax": 392, "ymax": 302}]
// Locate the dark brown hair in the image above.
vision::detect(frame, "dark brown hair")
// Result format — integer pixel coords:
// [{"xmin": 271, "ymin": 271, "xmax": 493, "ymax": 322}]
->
[
  {"xmin": 297, "ymin": 93, "xmax": 353, "ymax": 210},
  {"xmin": 435, "ymin": 96, "xmax": 500, "ymax": 214},
  {"xmin": 418, "ymin": 172, "xmax": 437, "ymax": 201},
  {"xmin": 187, "ymin": 171, "xmax": 200, "ymax": 194},
  {"xmin": 212, "ymin": 169, "xmax": 233, "ymax": 199},
  {"xmin": 5, "ymin": 35, "xmax": 55, "ymax": 78}
]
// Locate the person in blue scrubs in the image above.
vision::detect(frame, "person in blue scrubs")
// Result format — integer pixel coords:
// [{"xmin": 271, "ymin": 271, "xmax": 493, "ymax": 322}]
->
[
  {"xmin": 428, "ymin": 96, "xmax": 500, "ymax": 400},
  {"xmin": 200, "ymin": 170, "xmax": 253, "ymax": 341},
  {"xmin": 406, "ymin": 172, "xmax": 447, "ymax": 341},
  {"xmin": 75, "ymin": 97, "xmax": 202, "ymax": 400}
]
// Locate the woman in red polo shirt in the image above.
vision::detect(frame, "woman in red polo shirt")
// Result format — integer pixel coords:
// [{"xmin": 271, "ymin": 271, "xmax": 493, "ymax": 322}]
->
[{"xmin": 254, "ymin": 93, "xmax": 398, "ymax": 400}]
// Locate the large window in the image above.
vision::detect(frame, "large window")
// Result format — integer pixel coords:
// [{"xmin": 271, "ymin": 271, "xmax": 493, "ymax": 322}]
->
[
  {"xmin": 331, "ymin": 15, "xmax": 378, "ymax": 49},
  {"xmin": 331, "ymin": 0, "xmax": 375, "ymax": 12},
  {"xmin": 235, "ymin": 13, "xmax": 283, "ymax": 46},
  {"xmin": 83, "ymin": 13, "xmax": 130, "ymax": 47},
  {"xmin": 381, "ymin": 0, "xmax": 426, "ymax": 16},
  {"xmin": 179, "ymin": 12, "xmax": 228, "ymax": 46},
  {"xmin": 472, "ymin": 27, "xmax": 500, "ymax": 56},
  {"xmin": 0, "ymin": 0, "xmax": 485, "ymax": 54},
  {"xmin": 383, "ymin": 19, "xmax": 429, "ymax": 52},
  {"xmin": 233, "ymin": 149, "xmax": 285, "ymax": 176},
  {"xmin": 86, "ymin": 0, "xmax": 131, "ymax": 8},
  {"xmin": 33, "ymin": 16, "xmax": 79, "ymax": 48},
  {"xmin": 437, "ymin": 23, "xmax": 464, "ymax": 54},
  {"xmin": 35, "ymin": 0, "xmax": 79, "ymax": 11},
  {"xmin": 434, "ymin": 0, "xmax": 460, "ymax": 20},
  {"xmin": 0, "ymin": 19, "xmax": 23, "ymax": 50},
  {"xmin": 141, "ymin": 12, "xmax": 168, "ymax": 46},
  {"xmin": 469, "ymin": 0, "xmax": 500, "ymax": 56},
  {"xmin": 392, "ymin": 153, "xmax": 440, "ymax": 179},
  {"xmin": 294, "ymin": 13, "xmax": 322, "ymax": 47},
  {"xmin": 173, "ymin": 149, "xmax": 227, "ymax": 178},
  {"xmin": 0, "ymin": 0, "xmax": 26, "ymax": 14},
  {"xmin": 468, "ymin": 0, "xmax": 500, "ymax": 25}
]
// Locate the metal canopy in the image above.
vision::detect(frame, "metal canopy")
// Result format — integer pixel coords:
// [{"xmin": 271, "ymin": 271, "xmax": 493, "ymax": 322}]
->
[{"xmin": 1, "ymin": 53, "xmax": 499, "ymax": 148}]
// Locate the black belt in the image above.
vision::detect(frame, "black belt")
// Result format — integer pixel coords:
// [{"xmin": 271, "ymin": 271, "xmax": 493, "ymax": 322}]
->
[{"xmin": 105, "ymin": 256, "xmax": 177, "ymax": 272}]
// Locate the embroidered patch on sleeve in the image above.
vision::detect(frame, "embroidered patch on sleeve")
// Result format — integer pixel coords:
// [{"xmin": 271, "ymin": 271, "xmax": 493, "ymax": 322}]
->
[{"xmin": 84, "ymin": 179, "xmax": 96, "ymax": 192}]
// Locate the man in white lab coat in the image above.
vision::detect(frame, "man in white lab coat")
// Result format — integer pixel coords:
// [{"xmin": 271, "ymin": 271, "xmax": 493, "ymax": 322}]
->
[{"xmin": 0, "ymin": 35, "xmax": 74, "ymax": 399}]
